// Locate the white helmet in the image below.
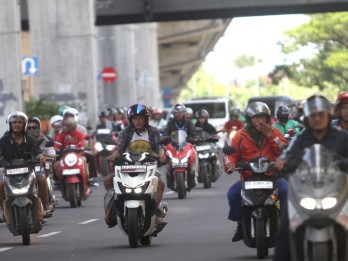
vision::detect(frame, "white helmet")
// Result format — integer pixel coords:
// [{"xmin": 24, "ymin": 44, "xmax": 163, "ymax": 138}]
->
[
  {"xmin": 62, "ymin": 107, "xmax": 79, "ymax": 122},
  {"xmin": 50, "ymin": 115, "xmax": 63, "ymax": 126},
  {"xmin": 7, "ymin": 111, "xmax": 28, "ymax": 132}
]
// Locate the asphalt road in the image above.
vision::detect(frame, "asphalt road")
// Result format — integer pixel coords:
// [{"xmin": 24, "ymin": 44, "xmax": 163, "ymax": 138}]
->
[{"xmin": 0, "ymin": 172, "xmax": 274, "ymax": 261}]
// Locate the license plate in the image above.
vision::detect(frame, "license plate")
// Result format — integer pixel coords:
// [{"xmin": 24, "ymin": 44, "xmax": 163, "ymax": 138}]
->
[
  {"xmin": 62, "ymin": 169, "xmax": 80, "ymax": 175},
  {"xmin": 244, "ymin": 181, "xmax": 273, "ymax": 189},
  {"xmin": 6, "ymin": 167, "xmax": 29, "ymax": 175},
  {"xmin": 172, "ymin": 163, "xmax": 188, "ymax": 168},
  {"xmin": 121, "ymin": 165, "xmax": 147, "ymax": 173},
  {"xmin": 196, "ymin": 145, "xmax": 211, "ymax": 151},
  {"xmin": 35, "ymin": 165, "xmax": 41, "ymax": 172}
]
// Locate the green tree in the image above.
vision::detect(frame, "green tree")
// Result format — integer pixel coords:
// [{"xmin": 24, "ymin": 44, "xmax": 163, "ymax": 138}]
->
[
  {"xmin": 25, "ymin": 98, "xmax": 59, "ymax": 120},
  {"xmin": 280, "ymin": 12, "xmax": 348, "ymax": 91}
]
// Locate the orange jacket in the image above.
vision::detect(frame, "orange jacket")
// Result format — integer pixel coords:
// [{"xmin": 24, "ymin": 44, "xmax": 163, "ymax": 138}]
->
[{"xmin": 224, "ymin": 127, "xmax": 288, "ymax": 179}]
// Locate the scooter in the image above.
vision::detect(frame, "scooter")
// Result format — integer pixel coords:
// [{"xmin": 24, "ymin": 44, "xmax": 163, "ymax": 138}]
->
[
  {"xmin": 288, "ymin": 144, "xmax": 348, "ymax": 261},
  {"xmin": 94, "ymin": 128, "xmax": 117, "ymax": 177},
  {"xmin": 58, "ymin": 144, "xmax": 88, "ymax": 208},
  {"xmin": 223, "ymin": 146, "xmax": 280, "ymax": 259},
  {"xmin": 166, "ymin": 130, "xmax": 196, "ymax": 199},
  {"xmin": 194, "ymin": 128, "xmax": 220, "ymax": 188},
  {"xmin": 2, "ymin": 159, "xmax": 44, "ymax": 245},
  {"xmin": 111, "ymin": 137, "xmax": 171, "ymax": 248}
]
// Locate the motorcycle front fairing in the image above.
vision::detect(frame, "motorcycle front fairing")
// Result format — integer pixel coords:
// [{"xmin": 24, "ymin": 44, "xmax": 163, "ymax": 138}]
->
[
  {"xmin": 288, "ymin": 144, "xmax": 348, "ymax": 259},
  {"xmin": 4, "ymin": 166, "xmax": 42, "ymax": 235}
]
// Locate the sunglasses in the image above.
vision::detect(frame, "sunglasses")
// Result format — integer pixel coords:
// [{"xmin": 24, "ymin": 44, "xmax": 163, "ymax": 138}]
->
[{"xmin": 27, "ymin": 126, "xmax": 38, "ymax": 130}]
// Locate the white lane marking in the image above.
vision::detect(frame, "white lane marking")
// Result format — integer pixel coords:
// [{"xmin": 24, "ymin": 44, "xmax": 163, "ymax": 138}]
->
[
  {"xmin": 0, "ymin": 247, "xmax": 13, "ymax": 253},
  {"xmin": 78, "ymin": 219, "xmax": 98, "ymax": 224},
  {"xmin": 164, "ymin": 191, "xmax": 175, "ymax": 195},
  {"xmin": 37, "ymin": 231, "xmax": 62, "ymax": 238}
]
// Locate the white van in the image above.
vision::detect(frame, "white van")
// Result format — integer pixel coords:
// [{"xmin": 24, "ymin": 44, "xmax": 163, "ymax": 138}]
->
[{"xmin": 182, "ymin": 96, "xmax": 233, "ymax": 130}]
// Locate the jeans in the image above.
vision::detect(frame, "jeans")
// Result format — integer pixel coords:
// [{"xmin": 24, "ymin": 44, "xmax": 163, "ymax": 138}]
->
[{"xmin": 227, "ymin": 178, "xmax": 288, "ymax": 221}]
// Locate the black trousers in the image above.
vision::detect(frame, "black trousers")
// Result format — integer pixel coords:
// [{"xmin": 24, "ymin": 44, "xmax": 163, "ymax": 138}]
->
[{"xmin": 84, "ymin": 151, "xmax": 97, "ymax": 178}]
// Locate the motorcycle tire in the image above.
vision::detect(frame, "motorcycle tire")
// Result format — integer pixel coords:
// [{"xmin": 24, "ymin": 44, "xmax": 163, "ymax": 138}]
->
[
  {"xmin": 256, "ymin": 218, "xmax": 266, "ymax": 259},
  {"xmin": 127, "ymin": 208, "xmax": 140, "ymax": 248},
  {"xmin": 201, "ymin": 166, "xmax": 211, "ymax": 189},
  {"xmin": 140, "ymin": 236, "xmax": 152, "ymax": 246},
  {"xmin": 19, "ymin": 206, "xmax": 30, "ymax": 245},
  {"xmin": 311, "ymin": 242, "xmax": 331, "ymax": 261},
  {"xmin": 176, "ymin": 171, "xmax": 186, "ymax": 199},
  {"xmin": 67, "ymin": 183, "xmax": 78, "ymax": 208},
  {"xmin": 100, "ymin": 156, "xmax": 109, "ymax": 177}
]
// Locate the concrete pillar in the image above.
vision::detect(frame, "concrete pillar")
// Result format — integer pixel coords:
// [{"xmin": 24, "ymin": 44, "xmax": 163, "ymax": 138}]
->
[
  {"xmin": 134, "ymin": 23, "xmax": 162, "ymax": 108},
  {"xmin": 28, "ymin": 0, "xmax": 98, "ymax": 128},
  {"xmin": 0, "ymin": 0, "xmax": 23, "ymax": 135}
]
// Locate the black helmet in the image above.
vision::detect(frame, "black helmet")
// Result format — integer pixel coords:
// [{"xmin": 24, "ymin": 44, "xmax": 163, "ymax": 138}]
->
[
  {"xmin": 28, "ymin": 116, "xmax": 41, "ymax": 130},
  {"xmin": 106, "ymin": 107, "xmax": 117, "ymax": 115},
  {"xmin": 230, "ymin": 108, "xmax": 240, "ymax": 117},
  {"xmin": 127, "ymin": 104, "xmax": 151, "ymax": 120},
  {"xmin": 173, "ymin": 104, "xmax": 186, "ymax": 113},
  {"xmin": 276, "ymin": 105, "xmax": 290, "ymax": 120},
  {"xmin": 303, "ymin": 94, "xmax": 332, "ymax": 117},
  {"xmin": 99, "ymin": 110, "xmax": 108, "ymax": 118},
  {"xmin": 245, "ymin": 102, "xmax": 271, "ymax": 123},
  {"xmin": 195, "ymin": 109, "xmax": 209, "ymax": 118}
]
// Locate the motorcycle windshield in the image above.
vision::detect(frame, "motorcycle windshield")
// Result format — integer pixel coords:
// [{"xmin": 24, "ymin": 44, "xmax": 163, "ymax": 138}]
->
[
  {"xmin": 170, "ymin": 130, "xmax": 188, "ymax": 151},
  {"xmin": 295, "ymin": 144, "xmax": 343, "ymax": 188}
]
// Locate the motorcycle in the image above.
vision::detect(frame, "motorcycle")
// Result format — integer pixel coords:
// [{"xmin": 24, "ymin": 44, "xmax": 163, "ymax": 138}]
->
[
  {"xmin": 166, "ymin": 130, "xmax": 196, "ymax": 199},
  {"xmin": 2, "ymin": 158, "xmax": 44, "ymax": 245},
  {"xmin": 288, "ymin": 144, "xmax": 348, "ymax": 261},
  {"xmin": 194, "ymin": 128, "xmax": 220, "ymax": 188},
  {"xmin": 111, "ymin": 136, "xmax": 171, "ymax": 248},
  {"xmin": 94, "ymin": 128, "xmax": 117, "ymax": 177},
  {"xmin": 223, "ymin": 146, "xmax": 280, "ymax": 259},
  {"xmin": 58, "ymin": 144, "xmax": 89, "ymax": 208}
]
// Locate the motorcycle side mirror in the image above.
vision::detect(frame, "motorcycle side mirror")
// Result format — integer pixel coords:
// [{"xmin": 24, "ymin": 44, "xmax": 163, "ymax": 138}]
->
[
  {"xmin": 158, "ymin": 136, "xmax": 172, "ymax": 145},
  {"xmin": 223, "ymin": 146, "xmax": 236, "ymax": 155}
]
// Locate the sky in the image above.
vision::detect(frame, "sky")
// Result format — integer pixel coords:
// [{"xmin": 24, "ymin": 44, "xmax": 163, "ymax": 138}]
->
[{"xmin": 204, "ymin": 14, "xmax": 311, "ymax": 83}]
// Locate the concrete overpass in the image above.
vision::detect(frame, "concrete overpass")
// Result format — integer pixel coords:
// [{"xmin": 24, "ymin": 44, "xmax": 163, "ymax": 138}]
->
[{"xmin": 0, "ymin": 0, "xmax": 346, "ymax": 135}]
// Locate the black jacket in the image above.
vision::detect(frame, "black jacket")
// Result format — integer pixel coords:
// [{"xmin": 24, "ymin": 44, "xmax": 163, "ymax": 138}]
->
[{"xmin": 195, "ymin": 121, "xmax": 217, "ymax": 135}]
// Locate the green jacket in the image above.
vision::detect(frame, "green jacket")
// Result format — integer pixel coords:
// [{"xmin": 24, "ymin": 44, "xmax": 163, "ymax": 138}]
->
[{"xmin": 272, "ymin": 119, "xmax": 302, "ymax": 135}]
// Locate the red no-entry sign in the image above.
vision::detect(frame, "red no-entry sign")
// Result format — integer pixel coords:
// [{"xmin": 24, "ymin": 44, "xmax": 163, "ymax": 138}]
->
[{"xmin": 101, "ymin": 67, "xmax": 117, "ymax": 83}]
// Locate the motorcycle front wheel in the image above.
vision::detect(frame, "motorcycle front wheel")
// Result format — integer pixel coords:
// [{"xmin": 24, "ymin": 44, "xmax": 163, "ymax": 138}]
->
[
  {"xmin": 256, "ymin": 218, "xmax": 267, "ymax": 259},
  {"xmin": 127, "ymin": 208, "xmax": 140, "ymax": 248},
  {"xmin": 311, "ymin": 242, "xmax": 331, "ymax": 261},
  {"xmin": 19, "ymin": 206, "xmax": 30, "ymax": 245},
  {"xmin": 176, "ymin": 171, "xmax": 186, "ymax": 199},
  {"xmin": 67, "ymin": 183, "xmax": 78, "ymax": 208},
  {"xmin": 201, "ymin": 165, "xmax": 211, "ymax": 189},
  {"xmin": 100, "ymin": 156, "xmax": 109, "ymax": 177}
]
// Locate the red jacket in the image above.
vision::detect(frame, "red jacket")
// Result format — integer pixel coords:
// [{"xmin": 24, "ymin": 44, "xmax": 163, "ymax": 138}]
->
[
  {"xmin": 224, "ymin": 120, "xmax": 245, "ymax": 132},
  {"xmin": 224, "ymin": 127, "xmax": 288, "ymax": 179},
  {"xmin": 54, "ymin": 129, "xmax": 86, "ymax": 151}
]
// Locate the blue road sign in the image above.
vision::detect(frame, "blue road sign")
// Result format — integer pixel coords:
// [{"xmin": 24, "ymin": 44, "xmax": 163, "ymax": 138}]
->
[{"xmin": 22, "ymin": 56, "xmax": 39, "ymax": 76}]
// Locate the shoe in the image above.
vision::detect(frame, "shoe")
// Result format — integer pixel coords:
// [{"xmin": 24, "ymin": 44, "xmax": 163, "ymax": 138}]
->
[
  {"xmin": 155, "ymin": 216, "xmax": 167, "ymax": 226},
  {"xmin": 83, "ymin": 188, "xmax": 91, "ymax": 200},
  {"xmin": 232, "ymin": 222, "xmax": 243, "ymax": 242},
  {"xmin": 0, "ymin": 214, "xmax": 5, "ymax": 223},
  {"xmin": 43, "ymin": 210, "xmax": 52, "ymax": 218}
]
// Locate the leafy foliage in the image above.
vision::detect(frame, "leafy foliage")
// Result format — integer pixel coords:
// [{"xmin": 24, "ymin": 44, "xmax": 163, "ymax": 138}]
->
[{"xmin": 25, "ymin": 98, "xmax": 59, "ymax": 120}]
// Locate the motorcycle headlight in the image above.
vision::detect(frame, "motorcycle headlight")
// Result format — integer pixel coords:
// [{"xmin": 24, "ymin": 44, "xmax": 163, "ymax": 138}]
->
[
  {"xmin": 171, "ymin": 158, "xmax": 179, "ymax": 164},
  {"xmin": 322, "ymin": 197, "xmax": 337, "ymax": 210},
  {"xmin": 198, "ymin": 153, "xmax": 209, "ymax": 159},
  {"xmin": 300, "ymin": 197, "xmax": 317, "ymax": 210},
  {"xmin": 6, "ymin": 172, "xmax": 34, "ymax": 195},
  {"xmin": 106, "ymin": 145, "xmax": 116, "ymax": 151},
  {"xmin": 181, "ymin": 157, "xmax": 189, "ymax": 163},
  {"xmin": 94, "ymin": 142, "xmax": 103, "ymax": 152},
  {"xmin": 64, "ymin": 153, "xmax": 78, "ymax": 167}
]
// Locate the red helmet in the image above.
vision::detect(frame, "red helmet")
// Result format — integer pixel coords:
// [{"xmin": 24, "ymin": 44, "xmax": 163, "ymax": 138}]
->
[{"xmin": 335, "ymin": 92, "xmax": 348, "ymax": 117}]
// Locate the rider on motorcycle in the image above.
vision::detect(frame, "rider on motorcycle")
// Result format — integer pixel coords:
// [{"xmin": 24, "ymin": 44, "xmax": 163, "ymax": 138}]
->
[
  {"xmin": 274, "ymin": 94, "xmax": 348, "ymax": 261},
  {"xmin": 0, "ymin": 111, "xmax": 48, "ymax": 222},
  {"xmin": 224, "ymin": 102, "xmax": 288, "ymax": 242},
  {"xmin": 333, "ymin": 91, "xmax": 348, "ymax": 130},
  {"xmin": 272, "ymin": 105, "xmax": 302, "ymax": 136},
  {"xmin": 48, "ymin": 115, "xmax": 63, "ymax": 140},
  {"xmin": 224, "ymin": 108, "xmax": 245, "ymax": 134},
  {"xmin": 149, "ymin": 108, "xmax": 167, "ymax": 130},
  {"xmin": 166, "ymin": 104, "xmax": 196, "ymax": 139},
  {"xmin": 104, "ymin": 104, "xmax": 167, "ymax": 227},
  {"xmin": 96, "ymin": 110, "xmax": 118, "ymax": 133},
  {"xmin": 185, "ymin": 107, "xmax": 196, "ymax": 125},
  {"xmin": 53, "ymin": 117, "xmax": 91, "ymax": 199},
  {"xmin": 194, "ymin": 109, "xmax": 218, "ymax": 135}
]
